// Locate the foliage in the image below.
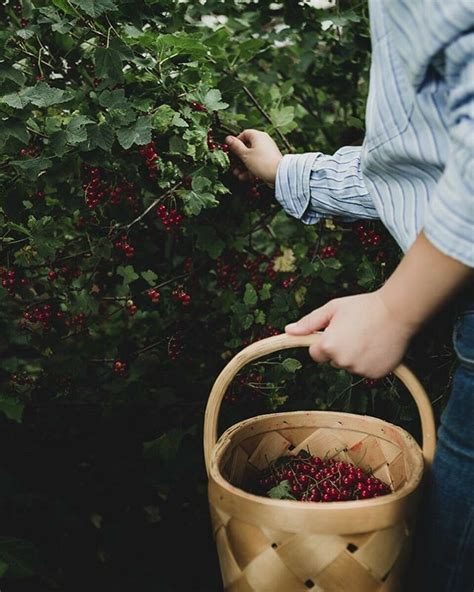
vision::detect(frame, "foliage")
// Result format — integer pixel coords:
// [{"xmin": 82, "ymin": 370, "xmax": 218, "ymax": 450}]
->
[{"xmin": 0, "ymin": 0, "xmax": 454, "ymax": 589}]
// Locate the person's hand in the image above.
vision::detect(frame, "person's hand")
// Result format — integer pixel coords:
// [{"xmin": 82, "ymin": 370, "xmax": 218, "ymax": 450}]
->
[
  {"xmin": 225, "ymin": 129, "xmax": 283, "ymax": 187},
  {"xmin": 285, "ymin": 290, "xmax": 420, "ymax": 379}
]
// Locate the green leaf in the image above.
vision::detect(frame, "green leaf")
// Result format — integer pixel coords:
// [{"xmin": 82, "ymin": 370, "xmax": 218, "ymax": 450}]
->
[
  {"xmin": 269, "ymin": 105, "xmax": 295, "ymax": 129},
  {"xmin": 151, "ymin": 104, "xmax": 177, "ymax": 131},
  {"xmin": 0, "ymin": 560, "xmax": 8, "ymax": 578},
  {"xmin": 171, "ymin": 112, "xmax": 188, "ymax": 128},
  {"xmin": 243, "ymin": 283, "xmax": 258, "ymax": 306},
  {"xmin": 95, "ymin": 47, "xmax": 123, "ymax": 84},
  {"xmin": 66, "ymin": 116, "xmax": 94, "ymax": 145},
  {"xmin": 259, "ymin": 283, "xmax": 272, "ymax": 301},
  {"xmin": 0, "ymin": 537, "xmax": 39, "ymax": 578},
  {"xmin": 86, "ymin": 123, "xmax": 115, "ymax": 151},
  {"xmin": 70, "ymin": 0, "xmax": 117, "ymax": 18},
  {"xmin": 357, "ymin": 256, "xmax": 377, "ymax": 289},
  {"xmin": 143, "ymin": 426, "xmax": 195, "ymax": 464},
  {"xmin": 0, "ymin": 92, "xmax": 31, "ymax": 110},
  {"xmin": 180, "ymin": 189, "xmax": 218, "ymax": 216},
  {"xmin": 1, "ymin": 82, "xmax": 72, "ymax": 109},
  {"xmin": 194, "ymin": 226, "xmax": 224, "ymax": 259},
  {"xmin": 202, "ymin": 89, "xmax": 228, "ymax": 111},
  {"xmin": 0, "ymin": 396, "xmax": 24, "ymax": 423},
  {"xmin": 25, "ymin": 82, "xmax": 72, "ymax": 108},
  {"xmin": 0, "ymin": 120, "xmax": 30, "ymax": 147},
  {"xmin": 0, "ymin": 64, "xmax": 26, "ymax": 86},
  {"xmin": 282, "ymin": 358, "xmax": 302, "ymax": 373},
  {"xmin": 11, "ymin": 157, "xmax": 52, "ymax": 176},
  {"xmin": 267, "ymin": 480, "xmax": 295, "ymax": 500},
  {"xmin": 116, "ymin": 117, "xmax": 151, "ymax": 149},
  {"xmin": 141, "ymin": 270, "xmax": 158, "ymax": 286},
  {"xmin": 98, "ymin": 89, "xmax": 128, "ymax": 109},
  {"xmin": 117, "ymin": 265, "xmax": 139, "ymax": 285}
]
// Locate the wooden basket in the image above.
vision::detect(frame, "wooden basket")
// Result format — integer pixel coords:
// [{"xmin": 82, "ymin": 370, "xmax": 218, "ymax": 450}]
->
[{"xmin": 204, "ymin": 334, "xmax": 436, "ymax": 592}]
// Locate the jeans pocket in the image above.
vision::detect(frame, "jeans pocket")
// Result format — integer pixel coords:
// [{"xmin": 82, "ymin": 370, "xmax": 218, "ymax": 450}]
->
[{"xmin": 453, "ymin": 311, "xmax": 474, "ymax": 369}]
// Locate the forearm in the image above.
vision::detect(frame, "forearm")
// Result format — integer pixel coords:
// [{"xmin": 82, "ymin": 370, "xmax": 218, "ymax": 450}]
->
[{"xmin": 379, "ymin": 231, "xmax": 473, "ymax": 332}]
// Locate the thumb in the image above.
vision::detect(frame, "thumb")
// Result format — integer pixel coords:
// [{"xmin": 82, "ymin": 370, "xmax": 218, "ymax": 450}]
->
[
  {"xmin": 225, "ymin": 135, "xmax": 249, "ymax": 160},
  {"xmin": 285, "ymin": 302, "xmax": 335, "ymax": 335}
]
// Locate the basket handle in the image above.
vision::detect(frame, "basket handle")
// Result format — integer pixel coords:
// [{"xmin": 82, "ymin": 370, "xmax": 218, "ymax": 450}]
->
[{"xmin": 204, "ymin": 333, "xmax": 436, "ymax": 474}]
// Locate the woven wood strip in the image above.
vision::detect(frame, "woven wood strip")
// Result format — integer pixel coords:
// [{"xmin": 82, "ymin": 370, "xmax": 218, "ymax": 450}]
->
[
  {"xmin": 292, "ymin": 427, "xmax": 367, "ymax": 459},
  {"xmin": 248, "ymin": 431, "xmax": 292, "ymax": 470},
  {"xmin": 275, "ymin": 533, "xmax": 348, "ymax": 578},
  {"xmin": 353, "ymin": 523, "xmax": 406, "ymax": 579},
  {"xmin": 314, "ymin": 551, "xmax": 381, "ymax": 591},
  {"xmin": 226, "ymin": 518, "xmax": 270, "ymax": 570}
]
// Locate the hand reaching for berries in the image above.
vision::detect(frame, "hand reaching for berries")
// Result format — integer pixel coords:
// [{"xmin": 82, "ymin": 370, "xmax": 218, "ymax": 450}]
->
[{"xmin": 225, "ymin": 130, "xmax": 283, "ymax": 187}]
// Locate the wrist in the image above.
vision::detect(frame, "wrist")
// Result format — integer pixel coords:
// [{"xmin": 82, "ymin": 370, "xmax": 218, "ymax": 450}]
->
[{"xmin": 376, "ymin": 286, "xmax": 423, "ymax": 337}]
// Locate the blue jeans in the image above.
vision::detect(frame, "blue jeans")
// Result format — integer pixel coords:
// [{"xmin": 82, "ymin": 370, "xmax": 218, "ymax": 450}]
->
[{"xmin": 415, "ymin": 296, "xmax": 474, "ymax": 591}]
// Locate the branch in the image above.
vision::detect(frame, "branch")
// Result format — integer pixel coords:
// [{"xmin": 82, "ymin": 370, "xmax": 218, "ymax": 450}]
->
[
  {"xmin": 240, "ymin": 84, "xmax": 294, "ymax": 152},
  {"xmin": 120, "ymin": 182, "xmax": 182, "ymax": 232}
]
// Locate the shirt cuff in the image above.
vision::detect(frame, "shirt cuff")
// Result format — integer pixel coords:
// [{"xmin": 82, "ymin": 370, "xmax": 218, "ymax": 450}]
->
[{"xmin": 275, "ymin": 153, "xmax": 323, "ymax": 223}]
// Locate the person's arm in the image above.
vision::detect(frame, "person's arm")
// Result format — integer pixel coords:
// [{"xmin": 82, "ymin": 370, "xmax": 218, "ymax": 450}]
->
[
  {"xmin": 285, "ymin": 232, "xmax": 473, "ymax": 378},
  {"xmin": 226, "ymin": 130, "xmax": 378, "ymax": 223}
]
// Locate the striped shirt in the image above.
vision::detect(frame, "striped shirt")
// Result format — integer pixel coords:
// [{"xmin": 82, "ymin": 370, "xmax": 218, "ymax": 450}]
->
[{"xmin": 275, "ymin": 0, "xmax": 474, "ymax": 267}]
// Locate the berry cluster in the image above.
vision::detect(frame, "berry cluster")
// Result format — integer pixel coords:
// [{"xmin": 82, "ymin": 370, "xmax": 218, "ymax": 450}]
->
[
  {"xmin": 146, "ymin": 289, "xmax": 161, "ymax": 304},
  {"xmin": 171, "ymin": 286, "xmax": 191, "ymax": 306},
  {"xmin": 126, "ymin": 299, "xmax": 138, "ymax": 316},
  {"xmin": 168, "ymin": 334, "xmax": 184, "ymax": 360},
  {"xmin": 255, "ymin": 451, "xmax": 391, "ymax": 502},
  {"xmin": 113, "ymin": 360, "xmax": 126, "ymax": 375},
  {"xmin": 216, "ymin": 253, "xmax": 278, "ymax": 292},
  {"xmin": 281, "ymin": 275, "xmax": 296, "ymax": 289},
  {"xmin": 207, "ymin": 131, "xmax": 229, "ymax": 153},
  {"xmin": 23, "ymin": 304, "xmax": 53, "ymax": 327},
  {"xmin": 320, "ymin": 245, "xmax": 338, "ymax": 259},
  {"xmin": 19, "ymin": 144, "xmax": 39, "ymax": 158},
  {"xmin": 246, "ymin": 184, "xmax": 262, "ymax": 200},
  {"xmin": 138, "ymin": 141, "xmax": 159, "ymax": 177},
  {"xmin": 82, "ymin": 165, "xmax": 104, "ymax": 209},
  {"xmin": 156, "ymin": 204, "xmax": 183, "ymax": 231},
  {"xmin": 356, "ymin": 224, "xmax": 382, "ymax": 248},
  {"xmin": 1, "ymin": 268, "xmax": 27, "ymax": 295},
  {"xmin": 113, "ymin": 236, "xmax": 135, "ymax": 258},
  {"xmin": 62, "ymin": 312, "xmax": 87, "ymax": 329},
  {"xmin": 363, "ymin": 378, "xmax": 380, "ymax": 387},
  {"xmin": 107, "ymin": 181, "xmax": 137, "ymax": 211},
  {"xmin": 10, "ymin": 371, "xmax": 35, "ymax": 386}
]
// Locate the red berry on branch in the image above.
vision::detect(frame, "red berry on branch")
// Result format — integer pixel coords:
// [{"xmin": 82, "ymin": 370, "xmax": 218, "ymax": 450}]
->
[
  {"xmin": 113, "ymin": 360, "xmax": 126, "ymax": 374},
  {"xmin": 48, "ymin": 270, "xmax": 58, "ymax": 281}
]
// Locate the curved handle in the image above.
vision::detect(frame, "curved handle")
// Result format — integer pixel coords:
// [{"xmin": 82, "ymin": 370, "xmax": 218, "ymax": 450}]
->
[{"xmin": 204, "ymin": 333, "xmax": 436, "ymax": 474}]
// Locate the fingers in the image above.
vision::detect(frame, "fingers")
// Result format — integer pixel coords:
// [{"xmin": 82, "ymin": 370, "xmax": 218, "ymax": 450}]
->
[
  {"xmin": 285, "ymin": 301, "xmax": 335, "ymax": 335},
  {"xmin": 225, "ymin": 135, "xmax": 250, "ymax": 160},
  {"xmin": 232, "ymin": 168, "xmax": 253, "ymax": 182},
  {"xmin": 236, "ymin": 129, "xmax": 263, "ymax": 147}
]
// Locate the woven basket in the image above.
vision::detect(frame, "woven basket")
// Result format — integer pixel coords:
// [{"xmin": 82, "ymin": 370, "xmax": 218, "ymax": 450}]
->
[{"xmin": 204, "ymin": 334, "xmax": 436, "ymax": 592}]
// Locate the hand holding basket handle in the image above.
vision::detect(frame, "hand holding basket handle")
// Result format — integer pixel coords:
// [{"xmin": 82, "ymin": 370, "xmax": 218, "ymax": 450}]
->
[{"xmin": 204, "ymin": 333, "xmax": 436, "ymax": 474}]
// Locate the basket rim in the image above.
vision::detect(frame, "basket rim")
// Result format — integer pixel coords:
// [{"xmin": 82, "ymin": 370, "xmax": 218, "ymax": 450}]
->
[{"xmin": 209, "ymin": 409, "xmax": 425, "ymax": 512}]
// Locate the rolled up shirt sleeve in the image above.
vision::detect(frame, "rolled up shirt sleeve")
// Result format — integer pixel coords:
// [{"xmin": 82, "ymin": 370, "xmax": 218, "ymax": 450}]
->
[
  {"xmin": 423, "ymin": 31, "xmax": 474, "ymax": 268},
  {"xmin": 274, "ymin": 145, "xmax": 379, "ymax": 224}
]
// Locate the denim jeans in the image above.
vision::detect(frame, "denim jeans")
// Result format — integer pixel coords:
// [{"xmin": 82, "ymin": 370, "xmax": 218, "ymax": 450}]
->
[{"xmin": 415, "ymin": 294, "xmax": 474, "ymax": 591}]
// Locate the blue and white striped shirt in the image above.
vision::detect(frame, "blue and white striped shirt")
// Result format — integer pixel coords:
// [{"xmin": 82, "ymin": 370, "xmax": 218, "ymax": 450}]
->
[{"xmin": 275, "ymin": 0, "xmax": 474, "ymax": 267}]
